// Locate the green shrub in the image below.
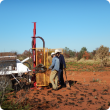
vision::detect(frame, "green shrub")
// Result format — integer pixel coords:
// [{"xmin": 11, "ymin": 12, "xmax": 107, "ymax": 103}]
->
[
  {"xmin": 77, "ymin": 47, "xmax": 88, "ymax": 61},
  {"xmin": 77, "ymin": 52, "xmax": 83, "ymax": 60},
  {"xmin": 63, "ymin": 47, "xmax": 76, "ymax": 58}
]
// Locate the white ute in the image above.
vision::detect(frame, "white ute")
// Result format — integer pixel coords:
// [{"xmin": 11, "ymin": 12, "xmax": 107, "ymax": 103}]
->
[{"xmin": 0, "ymin": 56, "xmax": 31, "ymax": 91}]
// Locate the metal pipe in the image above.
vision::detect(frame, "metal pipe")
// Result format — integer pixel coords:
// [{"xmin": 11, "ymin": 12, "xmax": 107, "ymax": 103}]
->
[
  {"xmin": 32, "ymin": 22, "xmax": 36, "ymax": 73},
  {"xmin": 11, "ymin": 74, "xmax": 20, "ymax": 84},
  {"xmin": 31, "ymin": 36, "xmax": 45, "ymax": 66},
  {"xmin": 21, "ymin": 57, "xmax": 31, "ymax": 63},
  {"xmin": 31, "ymin": 36, "xmax": 45, "ymax": 48}
]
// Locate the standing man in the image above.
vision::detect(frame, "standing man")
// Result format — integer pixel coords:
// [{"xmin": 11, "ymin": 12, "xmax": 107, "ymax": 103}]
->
[
  {"xmin": 49, "ymin": 52, "xmax": 60, "ymax": 90},
  {"xmin": 55, "ymin": 49, "xmax": 66, "ymax": 88}
]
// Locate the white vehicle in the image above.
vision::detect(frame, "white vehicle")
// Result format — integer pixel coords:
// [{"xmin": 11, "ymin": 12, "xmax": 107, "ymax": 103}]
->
[
  {"xmin": 0, "ymin": 57, "xmax": 31, "ymax": 75},
  {"xmin": 0, "ymin": 55, "xmax": 31, "ymax": 91}
]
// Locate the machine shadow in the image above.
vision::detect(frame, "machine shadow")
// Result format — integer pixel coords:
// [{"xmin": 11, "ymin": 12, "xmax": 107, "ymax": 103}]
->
[{"xmin": 65, "ymin": 80, "xmax": 77, "ymax": 87}]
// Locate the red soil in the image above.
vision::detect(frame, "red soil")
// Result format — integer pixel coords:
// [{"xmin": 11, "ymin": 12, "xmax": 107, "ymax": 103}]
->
[{"xmin": 10, "ymin": 71, "xmax": 110, "ymax": 110}]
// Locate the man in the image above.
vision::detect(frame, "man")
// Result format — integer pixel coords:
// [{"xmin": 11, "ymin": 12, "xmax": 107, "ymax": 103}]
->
[
  {"xmin": 49, "ymin": 52, "xmax": 60, "ymax": 90},
  {"xmin": 55, "ymin": 49, "xmax": 66, "ymax": 88}
]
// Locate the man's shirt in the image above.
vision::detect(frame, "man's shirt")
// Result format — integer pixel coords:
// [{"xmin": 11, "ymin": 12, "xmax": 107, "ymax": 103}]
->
[
  {"xmin": 49, "ymin": 56, "xmax": 60, "ymax": 71},
  {"xmin": 57, "ymin": 54, "xmax": 66, "ymax": 70}
]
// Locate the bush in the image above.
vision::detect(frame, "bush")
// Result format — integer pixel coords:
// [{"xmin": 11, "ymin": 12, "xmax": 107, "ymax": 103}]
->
[
  {"xmin": 83, "ymin": 51, "xmax": 90, "ymax": 59},
  {"xmin": 63, "ymin": 47, "xmax": 76, "ymax": 58},
  {"xmin": 96, "ymin": 45, "xmax": 109, "ymax": 67},
  {"xmin": 77, "ymin": 47, "xmax": 88, "ymax": 61},
  {"xmin": 77, "ymin": 52, "xmax": 83, "ymax": 61},
  {"xmin": 92, "ymin": 50, "xmax": 97, "ymax": 56},
  {"xmin": 89, "ymin": 52, "xmax": 94, "ymax": 59}
]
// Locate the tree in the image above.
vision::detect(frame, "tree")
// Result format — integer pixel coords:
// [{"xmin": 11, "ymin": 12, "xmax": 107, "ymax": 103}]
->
[
  {"xmin": 63, "ymin": 47, "xmax": 76, "ymax": 58},
  {"xmin": 22, "ymin": 50, "xmax": 32, "ymax": 57},
  {"xmin": 77, "ymin": 47, "xmax": 88, "ymax": 60},
  {"xmin": 77, "ymin": 52, "xmax": 82, "ymax": 61},
  {"xmin": 69, "ymin": 50, "xmax": 75, "ymax": 57},
  {"xmin": 80, "ymin": 47, "xmax": 87, "ymax": 53},
  {"xmin": 92, "ymin": 50, "xmax": 96, "ymax": 56}
]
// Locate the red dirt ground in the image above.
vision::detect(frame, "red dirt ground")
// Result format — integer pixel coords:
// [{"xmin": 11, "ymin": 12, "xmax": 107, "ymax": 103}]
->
[{"xmin": 10, "ymin": 71, "xmax": 110, "ymax": 110}]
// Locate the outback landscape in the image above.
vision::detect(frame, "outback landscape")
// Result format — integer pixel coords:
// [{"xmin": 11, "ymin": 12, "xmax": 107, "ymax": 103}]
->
[
  {"xmin": 1, "ymin": 45, "xmax": 110, "ymax": 110},
  {"xmin": 1, "ymin": 0, "xmax": 110, "ymax": 110}
]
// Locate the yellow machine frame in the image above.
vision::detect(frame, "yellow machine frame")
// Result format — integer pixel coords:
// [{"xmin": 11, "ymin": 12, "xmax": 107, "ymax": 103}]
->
[{"xmin": 32, "ymin": 48, "xmax": 63, "ymax": 86}]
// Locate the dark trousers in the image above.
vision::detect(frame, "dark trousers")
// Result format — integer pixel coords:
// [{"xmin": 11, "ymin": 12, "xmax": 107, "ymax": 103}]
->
[{"xmin": 58, "ymin": 69, "xmax": 64, "ymax": 86}]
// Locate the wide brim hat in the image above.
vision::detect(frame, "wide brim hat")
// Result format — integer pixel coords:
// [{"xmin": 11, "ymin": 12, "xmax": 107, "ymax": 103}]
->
[
  {"xmin": 55, "ymin": 49, "xmax": 61, "ymax": 54},
  {"xmin": 51, "ymin": 52, "xmax": 55, "ymax": 56}
]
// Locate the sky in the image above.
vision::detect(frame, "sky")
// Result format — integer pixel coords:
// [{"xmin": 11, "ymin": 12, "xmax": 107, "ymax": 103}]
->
[{"xmin": 0, "ymin": 0, "xmax": 110, "ymax": 54}]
